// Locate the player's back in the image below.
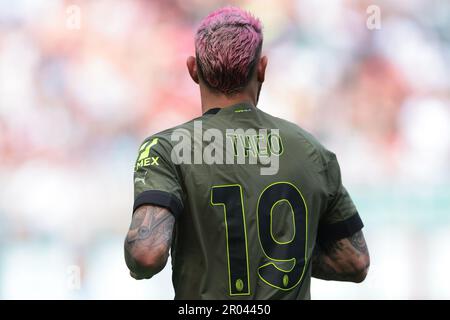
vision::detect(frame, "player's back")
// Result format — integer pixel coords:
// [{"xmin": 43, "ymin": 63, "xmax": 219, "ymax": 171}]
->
[{"xmin": 134, "ymin": 102, "xmax": 361, "ymax": 299}]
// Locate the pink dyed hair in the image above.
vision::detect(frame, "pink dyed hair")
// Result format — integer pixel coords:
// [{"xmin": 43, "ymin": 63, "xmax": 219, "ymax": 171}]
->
[{"xmin": 195, "ymin": 7, "xmax": 263, "ymax": 95}]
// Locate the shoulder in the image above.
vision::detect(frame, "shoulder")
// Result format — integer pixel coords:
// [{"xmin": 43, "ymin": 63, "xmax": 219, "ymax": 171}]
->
[
  {"xmin": 138, "ymin": 116, "xmax": 203, "ymax": 149},
  {"xmin": 258, "ymin": 109, "xmax": 336, "ymax": 169}
]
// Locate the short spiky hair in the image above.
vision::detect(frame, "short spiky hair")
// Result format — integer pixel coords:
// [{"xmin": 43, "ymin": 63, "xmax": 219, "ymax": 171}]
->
[{"xmin": 195, "ymin": 7, "xmax": 263, "ymax": 95}]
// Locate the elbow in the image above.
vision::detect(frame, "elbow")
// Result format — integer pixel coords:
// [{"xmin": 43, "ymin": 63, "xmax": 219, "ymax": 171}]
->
[
  {"xmin": 351, "ymin": 268, "xmax": 368, "ymax": 283},
  {"xmin": 134, "ymin": 248, "xmax": 168, "ymax": 273},
  {"xmin": 349, "ymin": 254, "xmax": 370, "ymax": 283},
  {"xmin": 125, "ymin": 245, "xmax": 169, "ymax": 279}
]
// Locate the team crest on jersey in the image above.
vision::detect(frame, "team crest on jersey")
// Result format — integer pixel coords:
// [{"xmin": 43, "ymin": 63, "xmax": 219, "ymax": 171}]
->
[{"xmin": 135, "ymin": 138, "xmax": 160, "ymax": 171}]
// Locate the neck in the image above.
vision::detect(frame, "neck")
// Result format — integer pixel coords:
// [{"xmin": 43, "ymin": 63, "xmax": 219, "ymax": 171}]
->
[{"xmin": 200, "ymin": 87, "xmax": 257, "ymax": 114}]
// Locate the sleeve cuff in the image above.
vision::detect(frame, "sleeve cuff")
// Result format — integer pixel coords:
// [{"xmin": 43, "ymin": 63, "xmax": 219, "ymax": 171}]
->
[
  {"xmin": 317, "ymin": 213, "xmax": 364, "ymax": 243},
  {"xmin": 133, "ymin": 190, "xmax": 184, "ymax": 218}
]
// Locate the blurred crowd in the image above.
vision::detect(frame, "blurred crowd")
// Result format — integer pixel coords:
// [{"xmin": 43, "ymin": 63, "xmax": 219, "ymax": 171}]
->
[{"xmin": 0, "ymin": 0, "xmax": 449, "ymax": 299}]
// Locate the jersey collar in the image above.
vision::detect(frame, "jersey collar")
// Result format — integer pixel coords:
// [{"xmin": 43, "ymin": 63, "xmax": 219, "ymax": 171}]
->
[
  {"xmin": 203, "ymin": 102, "xmax": 255, "ymax": 116},
  {"xmin": 203, "ymin": 108, "xmax": 221, "ymax": 115}
]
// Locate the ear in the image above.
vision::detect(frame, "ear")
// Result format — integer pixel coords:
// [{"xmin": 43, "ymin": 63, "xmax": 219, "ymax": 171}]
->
[
  {"xmin": 187, "ymin": 56, "xmax": 199, "ymax": 84},
  {"xmin": 257, "ymin": 55, "xmax": 268, "ymax": 83}
]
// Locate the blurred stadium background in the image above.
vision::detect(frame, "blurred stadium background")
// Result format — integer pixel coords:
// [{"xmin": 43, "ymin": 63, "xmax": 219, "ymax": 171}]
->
[{"xmin": 0, "ymin": 0, "xmax": 449, "ymax": 299}]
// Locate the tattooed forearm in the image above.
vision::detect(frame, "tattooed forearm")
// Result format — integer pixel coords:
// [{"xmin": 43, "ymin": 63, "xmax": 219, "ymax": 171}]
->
[
  {"xmin": 126, "ymin": 206, "xmax": 174, "ymax": 245},
  {"xmin": 349, "ymin": 231, "xmax": 369, "ymax": 255},
  {"xmin": 312, "ymin": 231, "xmax": 370, "ymax": 282},
  {"xmin": 124, "ymin": 205, "xmax": 175, "ymax": 279},
  {"xmin": 312, "ymin": 243, "xmax": 363, "ymax": 281}
]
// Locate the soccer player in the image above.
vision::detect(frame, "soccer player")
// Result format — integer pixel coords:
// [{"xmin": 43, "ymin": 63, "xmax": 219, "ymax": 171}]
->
[{"xmin": 124, "ymin": 7, "xmax": 369, "ymax": 299}]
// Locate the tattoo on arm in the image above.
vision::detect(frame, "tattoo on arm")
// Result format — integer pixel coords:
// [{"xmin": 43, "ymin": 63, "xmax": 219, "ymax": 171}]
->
[
  {"xmin": 126, "ymin": 206, "xmax": 174, "ymax": 247},
  {"xmin": 124, "ymin": 205, "xmax": 175, "ymax": 277},
  {"xmin": 312, "ymin": 231, "xmax": 370, "ymax": 282},
  {"xmin": 312, "ymin": 241, "xmax": 354, "ymax": 281},
  {"xmin": 349, "ymin": 230, "xmax": 369, "ymax": 255}
]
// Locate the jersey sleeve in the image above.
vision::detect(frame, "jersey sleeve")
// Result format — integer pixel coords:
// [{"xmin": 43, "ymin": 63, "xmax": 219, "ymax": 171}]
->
[
  {"xmin": 317, "ymin": 152, "xmax": 363, "ymax": 243},
  {"xmin": 133, "ymin": 136, "xmax": 184, "ymax": 217}
]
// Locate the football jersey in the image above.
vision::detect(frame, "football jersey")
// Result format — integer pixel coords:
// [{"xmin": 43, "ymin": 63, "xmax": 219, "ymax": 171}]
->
[{"xmin": 133, "ymin": 102, "xmax": 363, "ymax": 299}]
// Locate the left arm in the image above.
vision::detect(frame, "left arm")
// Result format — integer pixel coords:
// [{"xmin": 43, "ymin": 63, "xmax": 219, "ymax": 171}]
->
[{"xmin": 312, "ymin": 230, "xmax": 370, "ymax": 282}]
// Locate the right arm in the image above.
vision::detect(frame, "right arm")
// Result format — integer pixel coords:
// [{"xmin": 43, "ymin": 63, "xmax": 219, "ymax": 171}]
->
[
  {"xmin": 124, "ymin": 205, "xmax": 175, "ymax": 280},
  {"xmin": 127, "ymin": 136, "xmax": 183, "ymax": 279},
  {"xmin": 312, "ymin": 230, "xmax": 370, "ymax": 283}
]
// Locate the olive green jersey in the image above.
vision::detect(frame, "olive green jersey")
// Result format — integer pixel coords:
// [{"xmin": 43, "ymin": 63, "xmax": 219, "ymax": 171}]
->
[{"xmin": 133, "ymin": 102, "xmax": 363, "ymax": 299}]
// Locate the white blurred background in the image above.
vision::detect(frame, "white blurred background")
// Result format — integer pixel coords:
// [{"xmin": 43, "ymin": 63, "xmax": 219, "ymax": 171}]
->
[{"xmin": 0, "ymin": 0, "xmax": 449, "ymax": 299}]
